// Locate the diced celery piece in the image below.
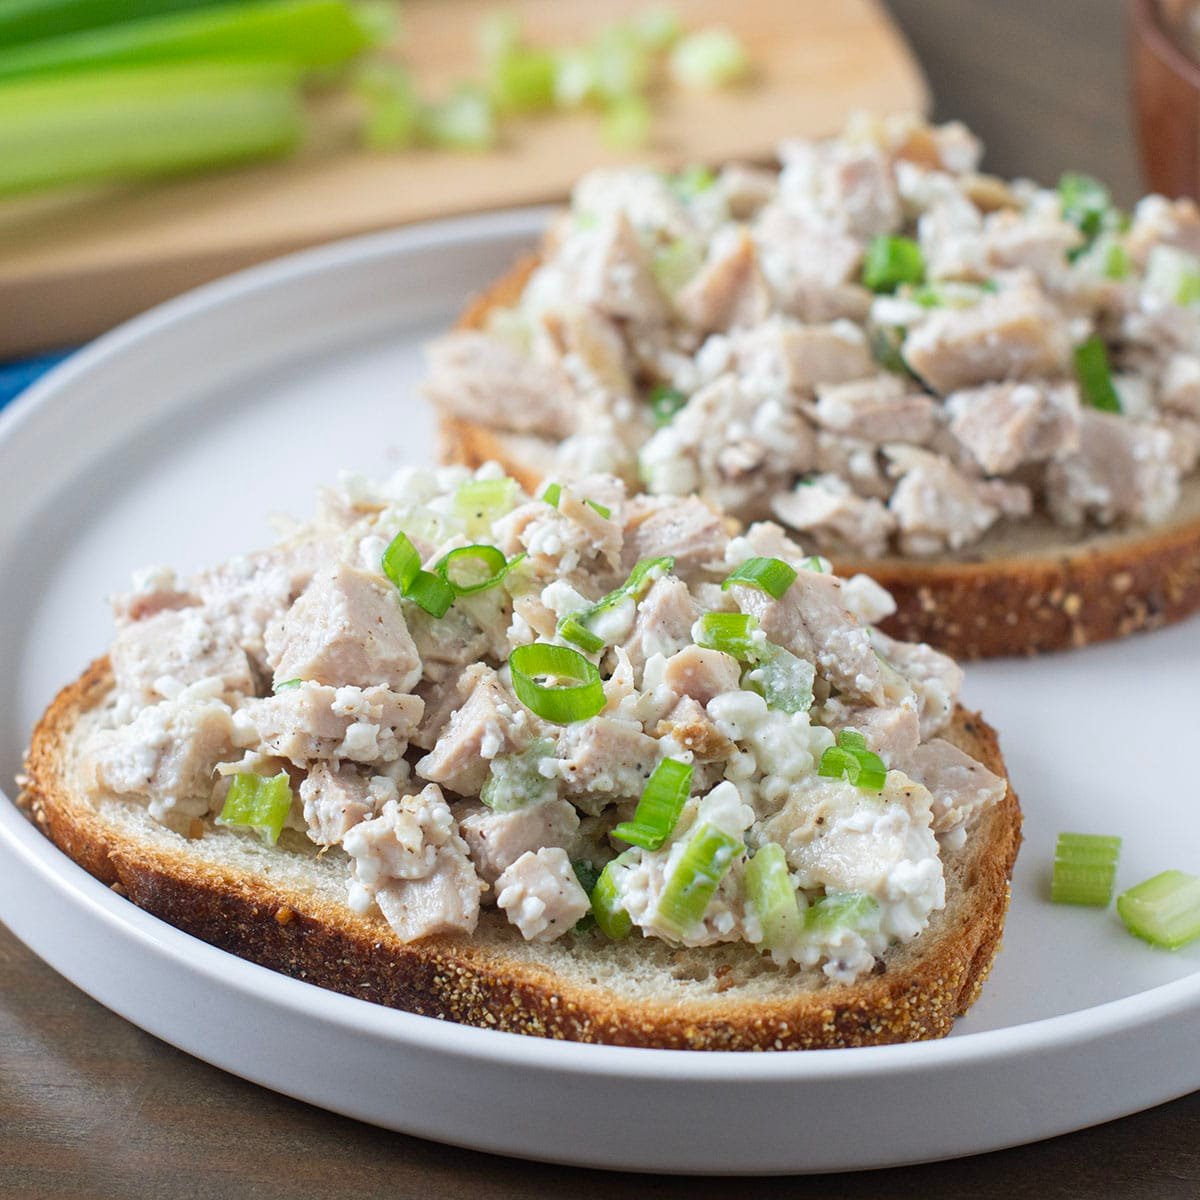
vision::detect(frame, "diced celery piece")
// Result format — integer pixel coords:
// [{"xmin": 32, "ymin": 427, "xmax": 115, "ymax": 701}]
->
[
  {"xmin": 1117, "ymin": 870, "xmax": 1200, "ymax": 949},
  {"xmin": 805, "ymin": 891, "xmax": 880, "ymax": 936},
  {"xmin": 419, "ymin": 85, "xmax": 496, "ymax": 151},
  {"xmin": 669, "ymin": 27, "xmax": 748, "ymax": 90},
  {"xmin": 743, "ymin": 647, "xmax": 815, "ymax": 714},
  {"xmin": 217, "ymin": 771, "xmax": 293, "ymax": 845},
  {"xmin": 480, "ymin": 737, "xmax": 557, "ymax": 811},
  {"xmin": 454, "ymin": 476, "xmax": 518, "ymax": 537}
]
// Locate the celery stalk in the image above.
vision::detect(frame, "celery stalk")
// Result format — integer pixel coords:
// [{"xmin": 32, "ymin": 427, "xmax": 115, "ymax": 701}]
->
[
  {"xmin": 0, "ymin": 0, "xmax": 245, "ymax": 45},
  {"xmin": 0, "ymin": 0, "xmax": 383, "ymax": 82},
  {"xmin": 0, "ymin": 62, "xmax": 304, "ymax": 198}
]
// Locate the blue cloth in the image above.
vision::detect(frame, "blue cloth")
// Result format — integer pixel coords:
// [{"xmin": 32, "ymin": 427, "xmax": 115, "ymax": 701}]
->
[{"xmin": 0, "ymin": 349, "xmax": 75, "ymax": 409}]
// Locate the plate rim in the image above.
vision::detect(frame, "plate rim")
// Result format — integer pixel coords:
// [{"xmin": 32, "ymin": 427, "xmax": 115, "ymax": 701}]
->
[{"xmin": 0, "ymin": 206, "xmax": 1197, "ymax": 1084}]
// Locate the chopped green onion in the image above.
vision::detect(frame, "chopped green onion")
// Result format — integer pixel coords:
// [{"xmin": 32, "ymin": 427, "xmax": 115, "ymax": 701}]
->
[
  {"xmin": 592, "ymin": 23, "xmax": 652, "ymax": 102},
  {"xmin": 630, "ymin": 5, "xmax": 682, "ymax": 52},
  {"xmin": 721, "ymin": 556, "xmax": 797, "ymax": 600},
  {"xmin": 355, "ymin": 62, "xmax": 419, "ymax": 150},
  {"xmin": 0, "ymin": 0, "xmax": 246, "ymax": 46},
  {"xmin": 216, "ymin": 771, "xmax": 292, "ymax": 845},
  {"xmin": 613, "ymin": 758, "xmax": 693, "ymax": 850},
  {"xmin": 557, "ymin": 556, "xmax": 674, "ymax": 652},
  {"xmin": 1051, "ymin": 832, "xmax": 1122, "ymax": 906},
  {"xmin": 435, "ymin": 544, "xmax": 523, "ymax": 596},
  {"xmin": 0, "ymin": 60, "xmax": 303, "ymax": 198},
  {"xmin": 419, "ymin": 84, "xmax": 497, "ymax": 151},
  {"xmin": 591, "ymin": 853, "xmax": 634, "ymax": 939},
  {"xmin": 743, "ymin": 647, "xmax": 815, "ymax": 714},
  {"xmin": 1117, "ymin": 870, "xmax": 1200, "ymax": 949},
  {"xmin": 455, "ymin": 476, "xmax": 518, "ymax": 537},
  {"xmin": 1144, "ymin": 244, "xmax": 1200, "ymax": 307},
  {"xmin": 488, "ymin": 45, "xmax": 557, "ymax": 113},
  {"xmin": 693, "ymin": 611, "xmax": 762, "ymax": 661},
  {"xmin": 274, "ymin": 678, "xmax": 302, "ymax": 691},
  {"xmin": 655, "ymin": 821, "xmax": 743, "ymax": 938},
  {"xmin": 745, "ymin": 843, "xmax": 803, "ymax": 951},
  {"xmin": 802, "ymin": 555, "xmax": 824, "ymax": 572},
  {"xmin": 652, "ymin": 237, "xmax": 703, "ymax": 294},
  {"xmin": 1073, "ymin": 335, "xmax": 1122, "ymax": 414},
  {"xmin": 648, "ymin": 383, "xmax": 688, "ymax": 426},
  {"xmin": 1058, "ymin": 172, "xmax": 1112, "ymax": 240},
  {"xmin": 668, "ymin": 27, "xmax": 749, "ymax": 90},
  {"xmin": 0, "ymin": 0, "xmax": 382, "ymax": 82},
  {"xmin": 480, "ymin": 738, "xmax": 556, "ymax": 811},
  {"xmin": 817, "ymin": 730, "xmax": 887, "ymax": 793},
  {"xmin": 602, "ymin": 94, "xmax": 651, "ymax": 150},
  {"xmin": 509, "ymin": 642, "xmax": 605, "ymax": 724},
  {"xmin": 542, "ymin": 482, "xmax": 562, "ymax": 506},
  {"xmin": 381, "ymin": 530, "xmax": 454, "ymax": 617},
  {"xmin": 862, "ymin": 235, "xmax": 925, "ymax": 293},
  {"xmin": 572, "ymin": 858, "xmax": 601, "ymax": 895},
  {"xmin": 805, "ymin": 891, "xmax": 880, "ymax": 935},
  {"xmin": 669, "ymin": 163, "xmax": 716, "ymax": 198},
  {"xmin": 869, "ymin": 326, "xmax": 912, "ymax": 377},
  {"xmin": 586, "ymin": 498, "xmax": 612, "ymax": 519}
]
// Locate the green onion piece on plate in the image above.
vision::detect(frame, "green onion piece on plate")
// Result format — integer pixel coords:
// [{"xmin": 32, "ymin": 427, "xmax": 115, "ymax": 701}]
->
[
  {"xmin": 721, "ymin": 555, "xmax": 797, "ymax": 600},
  {"xmin": 1073, "ymin": 335, "xmax": 1122, "ymax": 413},
  {"xmin": 613, "ymin": 758, "xmax": 693, "ymax": 850},
  {"xmin": 861, "ymin": 235, "xmax": 925, "ymax": 293},
  {"xmin": 693, "ymin": 611, "xmax": 762, "ymax": 662},
  {"xmin": 1117, "ymin": 870, "xmax": 1200, "ymax": 949},
  {"xmin": 745, "ymin": 842, "xmax": 803, "ymax": 951},
  {"xmin": 591, "ymin": 853, "xmax": 634, "ymax": 939},
  {"xmin": 1050, "ymin": 832, "xmax": 1121, "ymax": 906},
  {"xmin": 216, "ymin": 771, "xmax": 292, "ymax": 845},
  {"xmin": 817, "ymin": 729, "xmax": 887, "ymax": 793},
  {"xmin": 655, "ymin": 821, "xmax": 743, "ymax": 938},
  {"xmin": 509, "ymin": 642, "xmax": 605, "ymax": 724}
]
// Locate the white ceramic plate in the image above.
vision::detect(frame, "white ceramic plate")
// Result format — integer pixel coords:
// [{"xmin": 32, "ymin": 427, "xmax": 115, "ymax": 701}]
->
[{"xmin": 0, "ymin": 211, "xmax": 1197, "ymax": 1175}]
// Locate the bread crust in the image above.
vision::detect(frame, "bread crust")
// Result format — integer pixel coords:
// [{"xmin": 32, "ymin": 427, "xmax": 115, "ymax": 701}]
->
[
  {"xmin": 21, "ymin": 658, "xmax": 1021, "ymax": 1050},
  {"xmin": 441, "ymin": 255, "xmax": 1200, "ymax": 660}
]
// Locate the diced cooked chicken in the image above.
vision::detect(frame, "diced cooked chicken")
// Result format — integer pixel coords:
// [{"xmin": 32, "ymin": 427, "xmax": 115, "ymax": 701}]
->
[
  {"xmin": 539, "ymin": 305, "xmax": 634, "ymax": 400},
  {"xmin": 639, "ymin": 373, "xmax": 815, "ymax": 519},
  {"xmin": 621, "ymin": 495, "xmax": 729, "ymax": 581},
  {"xmin": 812, "ymin": 374, "xmax": 937, "ymax": 443},
  {"xmin": 1126, "ymin": 195, "xmax": 1200, "ymax": 266},
  {"xmin": 111, "ymin": 607, "xmax": 255, "ymax": 710},
  {"xmin": 458, "ymin": 798, "xmax": 580, "ymax": 887},
  {"xmin": 406, "ymin": 606, "xmax": 491, "ymax": 685},
  {"xmin": 778, "ymin": 141, "xmax": 901, "ymax": 239},
  {"xmin": 885, "ymin": 444, "xmax": 1032, "ymax": 555},
  {"xmin": 771, "ymin": 475, "xmax": 897, "ymax": 558},
  {"xmin": 662, "ymin": 645, "xmax": 742, "ymax": 705},
  {"xmin": 946, "ymin": 381, "xmax": 1082, "ymax": 474},
  {"xmin": 729, "ymin": 569, "xmax": 884, "ymax": 704},
  {"xmin": 840, "ymin": 573, "xmax": 898, "ymax": 625},
  {"xmin": 493, "ymin": 488, "xmax": 624, "ymax": 582},
  {"xmin": 575, "ymin": 212, "xmax": 670, "ymax": 324},
  {"xmin": 415, "ymin": 667, "xmax": 533, "ymax": 796},
  {"xmin": 901, "ymin": 284, "xmax": 1072, "ymax": 394},
  {"xmin": 676, "ymin": 228, "xmax": 772, "ymax": 334},
  {"xmin": 1159, "ymin": 354, "xmax": 1200, "ymax": 418},
  {"xmin": 654, "ymin": 695, "xmax": 737, "ymax": 762},
  {"xmin": 410, "ymin": 668, "xmax": 472, "ymax": 751},
  {"xmin": 264, "ymin": 563, "xmax": 421, "ymax": 694},
  {"xmin": 718, "ymin": 162, "xmax": 778, "ymax": 219},
  {"xmin": 300, "ymin": 762, "xmax": 379, "ymax": 845},
  {"xmin": 1045, "ymin": 409, "xmax": 1181, "ymax": 527},
  {"xmin": 902, "ymin": 738, "xmax": 1007, "ymax": 834},
  {"xmin": 762, "ymin": 774, "xmax": 943, "ymax": 942},
  {"xmin": 192, "ymin": 535, "xmax": 335, "ymax": 672},
  {"xmin": 620, "ymin": 576, "xmax": 698, "ymax": 676},
  {"xmin": 820, "ymin": 700, "xmax": 920, "ymax": 767},
  {"xmin": 752, "ymin": 206, "xmax": 869, "ymax": 323},
  {"xmin": 495, "ymin": 847, "xmax": 591, "ymax": 942},
  {"xmin": 554, "ymin": 716, "xmax": 660, "ymax": 812},
  {"xmin": 236, "ymin": 683, "xmax": 422, "ymax": 766},
  {"xmin": 110, "ymin": 565, "xmax": 198, "ymax": 625},
  {"xmin": 422, "ymin": 331, "xmax": 575, "ymax": 437},
  {"xmin": 813, "ymin": 430, "xmax": 892, "ymax": 499},
  {"xmin": 731, "ymin": 316, "xmax": 876, "ymax": 396},
  {"xmin": 344, "ymin": 784, "xmax": 484, "ymax": 940},
  {"xmin": 871, "ymin": 630, "xmax": 963, "ymax": 737},
  {"xmin": 86, "ymin": 685, "xmax": 235, "ymax": 826},
  {"xmin": 982, "ymin": 210, "xmax": 1081, "ymax": 278}
]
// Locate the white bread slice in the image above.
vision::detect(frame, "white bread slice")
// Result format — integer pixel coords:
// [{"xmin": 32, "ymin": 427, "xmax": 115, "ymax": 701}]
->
[
  {"xmin": 439, "ymin": 256, "xmax": 1200, "ymax": 660},
  {"xmin": 20, "ymin": 657, "xmax": 1021, "ymax": 1051}
]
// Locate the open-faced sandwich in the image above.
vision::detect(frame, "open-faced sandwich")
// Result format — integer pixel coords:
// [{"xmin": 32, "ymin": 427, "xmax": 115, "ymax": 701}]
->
[
  {"xmin": 434, "ymin": 114, "xmax": 1200, "ymax": 658},
  {"xmin": 22, "ymin": 464, "xmax": 1019, "ymax": 1048}
]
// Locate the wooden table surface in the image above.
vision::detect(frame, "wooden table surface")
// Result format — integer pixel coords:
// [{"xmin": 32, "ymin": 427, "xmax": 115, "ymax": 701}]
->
[{"xmin": 2, "ymin": 1, "xmax": 1197, "ymax": 1196}]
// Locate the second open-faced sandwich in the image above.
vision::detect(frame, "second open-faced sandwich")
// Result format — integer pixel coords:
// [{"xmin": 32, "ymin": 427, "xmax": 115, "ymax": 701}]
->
[{"xmin": 433, "ymin": 114, "xmax": 1200, "ymax": 657}]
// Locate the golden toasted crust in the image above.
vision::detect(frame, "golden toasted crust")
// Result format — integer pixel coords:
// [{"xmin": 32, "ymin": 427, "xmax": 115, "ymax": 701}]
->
[
  {"xmin": 442, "ymin": 254, "xmax": 1200, "ymax": 660},
  {"xmin": 21, "ymin": 658, "xmax": 1020, "ymax": 1050}
]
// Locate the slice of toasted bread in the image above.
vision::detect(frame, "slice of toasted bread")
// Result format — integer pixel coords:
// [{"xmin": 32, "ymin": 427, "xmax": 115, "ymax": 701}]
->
[
  {"xmin": 20, "ymin": 657, "xmax": 1021, "ymax": 1050},
  {"xmin": 439, "ymin": 256, "xmax": 1200, "ymax": 660}
]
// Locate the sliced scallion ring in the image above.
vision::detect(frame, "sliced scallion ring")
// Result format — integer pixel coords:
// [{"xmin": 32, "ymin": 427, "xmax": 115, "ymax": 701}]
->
[
  {"xmin": 591, "ymin": 853, "xmax": 634, "ymax": 939},
  {"xmin": 745, "ymin": 843, "xmax": 803, "ymax": 951},
  {"xmin": 693, "ymin": 611, "xmax": 762, "ymax": 662},
  {"xmin": 1073, "ymin": 335, "xmax": 1122, "ymax": 413},
  {"xmin": 435, "ymin": 544, "xmax": 524, "ymax": 596},
  {"xmin": 655, "ymin": 821, "xmax": 743, "ymax": 938},
  {"xmin": 557, "ymin": 556, "xmax": 674, "ymax": 652},
  {"xmin": 382, "ymin": 530, "xmax": 455, "ymax": 617},
  {"xmin": 509, "ymin": 642, "xmax": 604, "ymax": 724},
  {"xmin": 613, "ymin": 758, "xmax": 693, "ymax": 850},
  {"xmin": 817, "ymin": 729, "xmax": 887, "ymax": 793},
  {"xmin": 721, "ymin": 556, "xmax": 797, "ymax": 600},
  {"xmin": 805, "ymin": 891, "xmax": 880, "ymax": 935}
]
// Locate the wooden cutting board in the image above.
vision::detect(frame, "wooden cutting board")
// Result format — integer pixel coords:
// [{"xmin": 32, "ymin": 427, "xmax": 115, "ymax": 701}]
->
[{"xmin": 0, "ymin": 0, "xmax": 927, "ymax": 356}]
